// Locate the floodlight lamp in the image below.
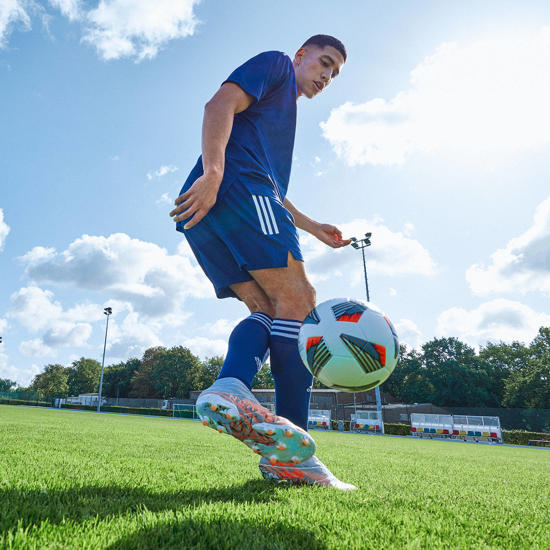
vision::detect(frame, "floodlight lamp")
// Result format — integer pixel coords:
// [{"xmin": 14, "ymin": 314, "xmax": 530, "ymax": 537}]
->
[
  {"xmin": 104, "ymin": 307, "xmax": 112, "ymax": 315},
  {"xmin": 365, "ymin": 232, "xmax": 372, "ymax": 239}
]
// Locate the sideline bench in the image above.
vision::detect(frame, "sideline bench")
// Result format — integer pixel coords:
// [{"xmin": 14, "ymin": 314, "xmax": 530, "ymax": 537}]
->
[{"xmin": 308, "ymin": 409, "xmax": 331, "ymax": 430}]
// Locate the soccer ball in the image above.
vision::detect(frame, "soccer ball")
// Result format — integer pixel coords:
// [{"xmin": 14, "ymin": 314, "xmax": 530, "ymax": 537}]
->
[{"xmin": 298, "ymin": 298, "xmax": 399, "ymax": 393}]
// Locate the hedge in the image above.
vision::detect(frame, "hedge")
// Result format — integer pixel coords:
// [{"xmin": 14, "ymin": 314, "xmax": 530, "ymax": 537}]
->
[
  {"xmin": 0, "ymin": 398, "xmax": 52, "ymax": 408},
  {"xmin": 502, "ymin": 430, "xmax": 550, "ymax": 446},
  {"xmin": 60, "ymin": 403, "xmax": 173, "ymax": 416}
]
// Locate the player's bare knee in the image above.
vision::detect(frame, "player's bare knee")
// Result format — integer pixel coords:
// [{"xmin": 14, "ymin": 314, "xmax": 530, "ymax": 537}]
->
[{"xmin": 273, "ymin": 283, "xmax": 315, "ymax": 320}]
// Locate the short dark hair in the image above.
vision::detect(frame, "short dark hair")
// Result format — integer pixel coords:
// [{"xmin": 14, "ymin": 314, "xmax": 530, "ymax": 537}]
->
[{"xmin": 301, "ymin": 34, "xmax": 347, "ymax": 62}]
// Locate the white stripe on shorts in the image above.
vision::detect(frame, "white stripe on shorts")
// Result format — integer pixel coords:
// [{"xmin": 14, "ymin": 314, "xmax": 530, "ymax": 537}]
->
[
  {"xmin": 263, "ymin": 196, "xmax": 279, "ymax": 234},
  {"xmin": 251, "ymin": 194, "xmax": 279, "ymax": 236},
  {"xmin": 251, "ymin": 195, "xmax": 268, "ymax": 235}
]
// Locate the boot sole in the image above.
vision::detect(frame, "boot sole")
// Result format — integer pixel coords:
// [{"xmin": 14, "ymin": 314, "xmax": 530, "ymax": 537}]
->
[{"xmin": 196, "ymin": 391, "xmax": 315, "ymax": 465}]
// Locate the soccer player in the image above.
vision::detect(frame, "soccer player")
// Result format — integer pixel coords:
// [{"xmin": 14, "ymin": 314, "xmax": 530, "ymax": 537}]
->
[{"xmin": 170, "ymin": 35, "xmax": 355, "ymax": 490}]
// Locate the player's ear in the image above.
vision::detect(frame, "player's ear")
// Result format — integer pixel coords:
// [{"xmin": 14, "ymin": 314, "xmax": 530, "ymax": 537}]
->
[{"xmin": 294, "ymin": 47, "xmax": 306, "ymax": 65}]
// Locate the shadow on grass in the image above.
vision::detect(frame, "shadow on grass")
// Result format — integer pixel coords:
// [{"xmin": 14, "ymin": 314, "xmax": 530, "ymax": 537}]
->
[
  {"xmin": 107, "ymin": 517, "xmax": 326, "ymax": 550},
  {"xmin": 0, "ymin": 480, "xmax": 299, "ymax": 534}
]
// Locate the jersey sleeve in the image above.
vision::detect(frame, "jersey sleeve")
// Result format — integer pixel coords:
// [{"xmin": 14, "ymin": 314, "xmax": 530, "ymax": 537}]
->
[{"xmin": 222, "ymin": 51, "xmax": 289, "ymax": 103}]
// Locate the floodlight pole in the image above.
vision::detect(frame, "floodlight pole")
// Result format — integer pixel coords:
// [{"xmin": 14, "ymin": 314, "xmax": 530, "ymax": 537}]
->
[
  {"xmin": 350, "ymin": 233, "xmax": 384, "ymax": 434},
  {"xmin": 97, "ymin": 307, "xmax": 112, "ymax": 413}
]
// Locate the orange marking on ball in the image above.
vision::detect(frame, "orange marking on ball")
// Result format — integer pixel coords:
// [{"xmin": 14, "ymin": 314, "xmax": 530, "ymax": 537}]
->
[
  {"xmin": 269, "ymin": 456, "xmax": 278, "ymax": 465},
  {"xmin": 277, "ymin": 443, "xmax": 286, "ymax": 450},
  {"xmin": 210, "ymin": 404, "xmax": 218, "ymax": 412},
  {"xmin": 302, "ymin": 438, "xmax": 310, "ymax": 446},
  {"xmin": 284, "ymin": 429, "xmax": 293, "ymax": 437},
  {"xmin": 266, "ymin": 429, "xmax": 275, "ymax": 436},
  {"xmin": 217, "ymin": 427, "xmax": 223, "ymax": 433},
  {"xmin": 202, "ymin": 420, "xmax": 208, "ymax": 426}
]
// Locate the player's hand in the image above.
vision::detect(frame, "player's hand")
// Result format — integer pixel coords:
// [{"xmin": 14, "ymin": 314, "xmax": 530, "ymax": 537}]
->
[
  {"xmin": 169, "ymin": 173, "xmax": 221, "ymax": 229},
  {"xmin": 313, "ymin": 224, "xmax": 352, "ymax": 248}
]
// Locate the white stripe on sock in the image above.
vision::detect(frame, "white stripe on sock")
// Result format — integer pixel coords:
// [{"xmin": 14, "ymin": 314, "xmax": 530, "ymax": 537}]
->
[
  {"xmin": 250, "ymin": 315, "xmax": 272, "ymax": 332},
  {"xmin": 271, "ymin": 324, "xmax": 301, "ymax": 333},
  {"xmin": 272, "ymin": 319, "xmax": 302, "ymax": 328},
  {"xmin": 251, "ymin": 312, "xmax": 272, "ymax": 323},
  {"xmin": 271, "ymin": 330, "xmax": 299, "ymax": 340}
]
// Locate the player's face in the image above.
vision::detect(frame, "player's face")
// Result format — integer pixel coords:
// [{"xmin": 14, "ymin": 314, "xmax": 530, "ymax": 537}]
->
[{"xmin": 293, "ymin": 45, "xmax": 345, "ymax": 99}]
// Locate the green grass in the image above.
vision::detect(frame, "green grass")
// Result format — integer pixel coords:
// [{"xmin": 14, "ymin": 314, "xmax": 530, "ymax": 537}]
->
[{"xmin": 1, "ymin": 405, "xmax": 549, "ymax": 549}]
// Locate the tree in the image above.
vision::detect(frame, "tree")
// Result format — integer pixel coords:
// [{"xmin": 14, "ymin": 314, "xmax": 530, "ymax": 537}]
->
[
  {"xmin": 30, "ymin": 364, "xmax": 70, "ymax": 398},
  {"xmin": 421, "ymin": 337, "xmax": 498, "ymax": 407},
  {"xmin": 193, "ymin": 356, "xmax": 223, "ymax": 391},
  {"xmin": 130, "ymin": 346, "xmax": 203, "ymax": 398},
  {"xmin": 102, "ymin": 359, "xmax": 140, "ymax": 399},
  {"xmin": 0, "ymin": 378, "xmax": 17, "ymax": 392},
  {"xmin": 252, "ymin": 364, "xmax": 275, "ymax": 389},
  {"xmin": 67, "ymin": 358, "xmax": 101, "ymax": 396},
  {"xmin": 502, "ymin": 327, "xmax": 550, "ymax": 408}
]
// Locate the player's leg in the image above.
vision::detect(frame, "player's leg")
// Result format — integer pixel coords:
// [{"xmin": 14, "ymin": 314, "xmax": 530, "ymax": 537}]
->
[
  {"xmin": 194, "ymin": 278, "xmax": 316, "ymax": 465},
  {"xmin": 216, "ymin": 280, "xmax": 274, "ymax": 387},
  {"xmin": 249, "ymin": 253, "xmax": 315, "ymax": 432},
  {"xmin": 250, "ymin": 255, "xmax": 357, "ymax": 490}
]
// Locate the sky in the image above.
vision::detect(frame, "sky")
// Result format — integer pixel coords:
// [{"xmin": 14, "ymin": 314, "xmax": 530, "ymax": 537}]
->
[{"xmin": 2, "ymin": 0, "xmax": 550, "ymax": 386}]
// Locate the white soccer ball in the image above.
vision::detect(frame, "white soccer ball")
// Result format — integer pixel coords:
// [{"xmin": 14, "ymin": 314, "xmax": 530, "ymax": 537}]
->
[{"xmin": 298, "ymin": 298, "xmax": 399, "ymax": 393}]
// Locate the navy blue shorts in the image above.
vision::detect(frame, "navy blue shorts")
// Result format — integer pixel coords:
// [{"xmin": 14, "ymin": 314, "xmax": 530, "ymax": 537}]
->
[{"xmin": 177, "ymin": 179, "xmax": 303, "ymax": 299}]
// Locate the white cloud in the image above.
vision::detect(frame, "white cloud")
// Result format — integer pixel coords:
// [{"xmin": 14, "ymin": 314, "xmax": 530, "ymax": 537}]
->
[
  {"xmin": 19, "ymin": 338, "xmax": 53, "ymax": 357},
  {"xmin": 82, "ymin": 0, "xmax": 199, "ymax": 61},
  {"xmin": 20, "ymin": 233, "xmax": 212, "ymax": 318},
  {"xmin": 437, "ymin": 299, "xmax": 550, "ymax": 347},
  {"xmin": 0, "ymin": 0, "xmax": 31, "ymax": 48},
  {"xmin": 8, "ymin": 286, "xmax": 94, "ymax": 349},
  {"xmin": 48, "ymin": 0, "xmax": 81, "ymax": 21},
  {"xmin": 0, "ymin": 209, "xmax": 10, "ymax": 251},
  {"xmin": 202, "ymin": 318, "xmax": 238, "ymax": 338},
  {"xmin": 9, "ymin": 286, "xmax": 63, "ymax": 331},
  {"xmin": 182, "ymin": 336, "xmax": 227, "ymax": 359},
  {"xmin": 394, "ymin": 318, "xmax": 422, "ymax": 350},
  {"xmin": 466, "ymin": 196, "xmax": 550, "ymax": 296},
  {"xmin": 0, "ymin": 348, "xmax": 40, "ymax": 386},
  {"xmin": 322, "ymin": 28, "xmax": 550, "ymax": 166},
  {"xmin": 147, "ymin": 164, "xmax": 178, "ymax": 180},
  {"xmin": 107, "ymin": 311, "xmax": 162, "ymax": 359},
  {"xmin": 0, "ymin": 317, "xmax": 8, "ymax": 332},
  {"xmin": 156, "ymin": 193, "xmax": 172, "ymax": 206},
  {"xmin": 302, "ymin": 218, "xmax": 436, "ymax": 285}
]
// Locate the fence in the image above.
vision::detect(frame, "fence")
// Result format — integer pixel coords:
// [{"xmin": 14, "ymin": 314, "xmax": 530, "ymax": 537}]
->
[{"xmin": 2, "ymin": 391, "xmax": 548, "ymax": 433}]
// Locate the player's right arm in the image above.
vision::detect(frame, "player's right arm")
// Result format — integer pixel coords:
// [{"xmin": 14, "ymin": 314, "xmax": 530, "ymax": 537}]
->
[{"xmin": 170, "ymin": 83, "xmax": 254, "ymax": 229}]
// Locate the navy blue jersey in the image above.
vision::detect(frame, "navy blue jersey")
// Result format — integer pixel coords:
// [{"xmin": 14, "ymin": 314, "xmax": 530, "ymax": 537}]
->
[{"xmin": 181, "ymin": 51, "xmax": 297, "ymax": 202}]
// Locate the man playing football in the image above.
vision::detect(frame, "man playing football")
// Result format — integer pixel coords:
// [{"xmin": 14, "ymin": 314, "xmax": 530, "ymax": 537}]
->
[{"xmin": 170, "ymin": 35, "xmax": 355, "ymax": 490}]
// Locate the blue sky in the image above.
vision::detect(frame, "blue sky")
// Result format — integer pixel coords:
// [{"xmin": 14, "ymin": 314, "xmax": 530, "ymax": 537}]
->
[{"xmin": 2, "ymin": 0, "xmax": 550, "ymax": 385}]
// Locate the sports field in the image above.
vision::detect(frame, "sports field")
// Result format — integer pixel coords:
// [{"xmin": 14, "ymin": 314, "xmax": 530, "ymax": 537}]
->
[{"xmin": 1, "ymin": 406, "xmax": 548, "ymax": 549}]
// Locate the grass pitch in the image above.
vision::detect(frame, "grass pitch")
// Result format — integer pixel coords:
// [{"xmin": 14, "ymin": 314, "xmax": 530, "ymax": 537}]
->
[{"xmin": 1, "ymin": 406, "xmax": 548, "ymax": 549}]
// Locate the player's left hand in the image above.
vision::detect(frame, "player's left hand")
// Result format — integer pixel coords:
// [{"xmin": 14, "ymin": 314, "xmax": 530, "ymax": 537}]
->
[{"xmin": 314, "ymin": 224, "xmax": 352, "ymax": 248}]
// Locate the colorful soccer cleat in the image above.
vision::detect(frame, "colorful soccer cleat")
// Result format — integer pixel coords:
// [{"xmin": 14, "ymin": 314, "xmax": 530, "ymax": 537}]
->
[
  {"xmin": 259, "ymin": 456, "xmax": 357, "ymax": 490},
  {"xmin": 196, "ymin": 377, "xmax": 316, "ymax": 465}
]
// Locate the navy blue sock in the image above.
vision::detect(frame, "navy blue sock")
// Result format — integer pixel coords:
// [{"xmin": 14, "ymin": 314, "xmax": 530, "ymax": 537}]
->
[
  {"xmin": 270, "ymin": 318, "xmax": 313, "ymax": 431},
  {"xmin": 217, "ymin": 313, "xmax": 272, "ymax": 389}
]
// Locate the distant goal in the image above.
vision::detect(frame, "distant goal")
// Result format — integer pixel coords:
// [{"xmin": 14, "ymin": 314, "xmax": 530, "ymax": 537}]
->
[{"xmin": 172, "ymin": 403, "xmax": 197, "ymax": 419}]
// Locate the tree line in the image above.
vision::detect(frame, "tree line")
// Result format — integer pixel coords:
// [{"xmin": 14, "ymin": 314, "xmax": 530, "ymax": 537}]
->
[
  {"xmin": 2, "ymin": 327, "xmax": 549, "ymax": 408},
  {"xmin": 383, "ymin": 327, "xmax": 550, "ymax": 409}
]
